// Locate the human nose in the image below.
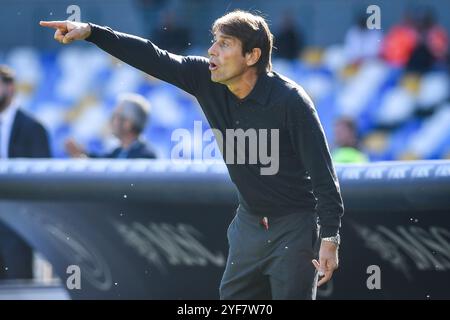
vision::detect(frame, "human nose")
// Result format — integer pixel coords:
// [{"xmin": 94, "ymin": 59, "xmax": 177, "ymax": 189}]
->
[{"xmin": 208, "ymin": 42, "xmax": 217, "ymax": 57}]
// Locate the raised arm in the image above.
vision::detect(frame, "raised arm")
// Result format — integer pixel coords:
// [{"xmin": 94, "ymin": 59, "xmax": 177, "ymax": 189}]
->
[{"xmin": 40, "ymin": 20, "xmax": 209, "ymax": 95}]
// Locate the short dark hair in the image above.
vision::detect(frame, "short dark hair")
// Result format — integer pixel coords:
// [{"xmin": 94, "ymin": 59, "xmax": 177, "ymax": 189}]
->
[
  {"xmin": 212, "ymin": 10, "xmax": 273, "ymax": 74},
  {"xmin": 0, "ymin": 65, "xmax": 15, "ymax": 84}
]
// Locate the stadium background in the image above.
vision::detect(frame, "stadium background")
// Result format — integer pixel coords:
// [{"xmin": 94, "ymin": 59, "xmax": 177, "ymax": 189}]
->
[
  {"xmin": 0, "ymin": 0, "xmax": 450, "ymax": 300},
  {"xmin": 1, "ymin": 0, "xmax": 449, "ymax": 161}
]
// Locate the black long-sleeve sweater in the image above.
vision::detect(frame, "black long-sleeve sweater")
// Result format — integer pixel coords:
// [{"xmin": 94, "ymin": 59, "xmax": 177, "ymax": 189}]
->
[{"xmin": 86, "ymin": 24, "xmax": 344, "ymax": 237}]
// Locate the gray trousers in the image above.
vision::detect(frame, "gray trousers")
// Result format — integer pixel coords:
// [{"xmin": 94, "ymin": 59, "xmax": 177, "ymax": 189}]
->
[{"xmin": 219, "ymin": 206, "xmax": 319, "ymax": 300}]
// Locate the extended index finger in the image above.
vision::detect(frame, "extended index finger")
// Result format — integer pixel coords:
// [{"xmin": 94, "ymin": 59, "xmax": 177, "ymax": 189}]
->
[{"xmin": 39, "ymin": 21, "xmax": 67, "ymax": 29}]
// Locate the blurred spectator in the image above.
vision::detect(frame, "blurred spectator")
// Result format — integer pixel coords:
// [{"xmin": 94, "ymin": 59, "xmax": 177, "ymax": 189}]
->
[
  {"xmin": 381, "ymin": 11, "xmax": 418, "ymax": 67},
  {"xmin": 274, "ymin": 11, "xmax": 304, "ymax": 60},
  {"xmin": 332, "ymin": 117, "xmax": 368, "ymax": 163},
  {"xmin": 420, "ymin": 10, "xmax": 448, "ymax": 61},
  {"xmin": 0, "ymin": 65, "xmax": 51, "ymax": 280},
  {"xmin": 344, "ymin": 14, "xmax": 383, "ymax": 65},
  {"xmin": 65, "ymin": 93, "xmax": 157, "ymax": 159},
  {"xmin": 152, "ymin": 10, "xmax": 191, "ymax": 54},
  {"xmin": 0, "ymin": 66, "xmax": 50, "ymax": 158},
  {"xmin": 407, "ymin": 9, "xmax": 449, "ymax": 73}
]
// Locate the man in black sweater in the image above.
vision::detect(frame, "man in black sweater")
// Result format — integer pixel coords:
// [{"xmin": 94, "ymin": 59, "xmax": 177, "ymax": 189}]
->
[{"xmin": 40, "ymin": 10, "xmax": 344, "ymax": 300}]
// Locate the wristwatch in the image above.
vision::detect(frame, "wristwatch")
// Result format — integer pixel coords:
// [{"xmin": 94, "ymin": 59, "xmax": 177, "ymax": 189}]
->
[{"xmin": 321, "ymin": 234, "xmax": 341, "ymax": 247}]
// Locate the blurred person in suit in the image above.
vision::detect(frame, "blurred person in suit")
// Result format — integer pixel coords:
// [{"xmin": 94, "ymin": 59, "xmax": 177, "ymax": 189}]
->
[
  {"xmin": 65, "ymin": 93, "xmax": 157, "ymax": 159},
  {"xmin": 0, "ymin": 65, "xmax": 51, "ymax": 280},
  {"xmin": 0, "ymin": 66, "xmax": 50, "ymax": 159}
]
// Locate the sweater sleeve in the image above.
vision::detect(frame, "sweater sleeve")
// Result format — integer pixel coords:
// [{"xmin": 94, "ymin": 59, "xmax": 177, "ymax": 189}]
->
[
  {"xmin": 86, "ymin": 23, "xmax": 209, "ymax": 96},
  {"xmin": 287, "ymin": 88, "xmax": 344, "ymax": 237}
]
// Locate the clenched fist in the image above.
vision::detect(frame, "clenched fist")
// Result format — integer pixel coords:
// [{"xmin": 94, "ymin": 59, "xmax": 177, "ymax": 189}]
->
[{"xmin": 40, "ymin": 20, "xmax": 92, "ymax": 44}]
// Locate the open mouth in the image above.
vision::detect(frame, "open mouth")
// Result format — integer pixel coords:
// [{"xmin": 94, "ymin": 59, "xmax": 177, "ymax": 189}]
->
[{"xmin": 209, "ymin": 62, "xmax": 219, "ymax": 71}]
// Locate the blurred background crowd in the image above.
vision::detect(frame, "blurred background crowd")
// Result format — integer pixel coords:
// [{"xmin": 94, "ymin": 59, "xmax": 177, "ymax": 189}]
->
[{"xmin": 0, "ymin": 0, "xmax": 449, "ymax": 166}]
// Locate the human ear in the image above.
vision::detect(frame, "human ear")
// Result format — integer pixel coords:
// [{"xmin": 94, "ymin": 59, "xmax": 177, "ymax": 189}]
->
[{"xmin": 246, "ymin": 48, "xmax": 261, "ymax": 67}]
